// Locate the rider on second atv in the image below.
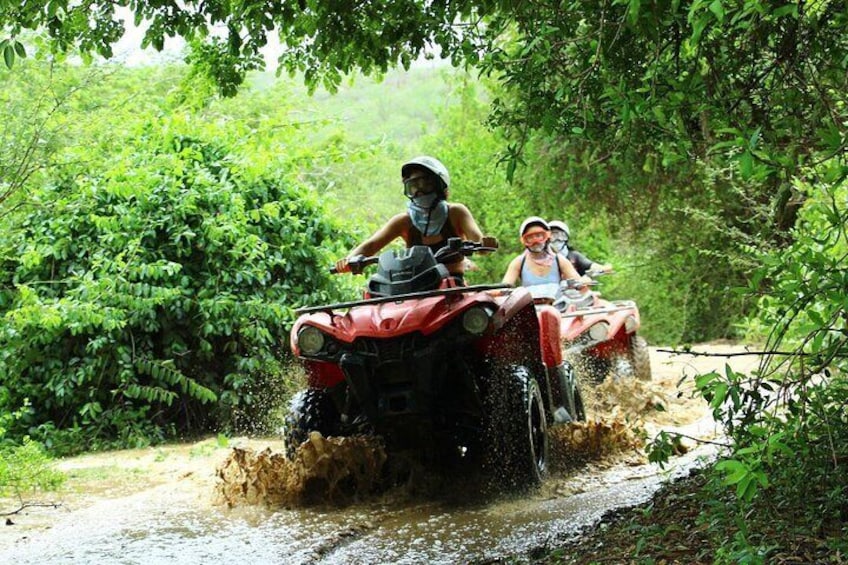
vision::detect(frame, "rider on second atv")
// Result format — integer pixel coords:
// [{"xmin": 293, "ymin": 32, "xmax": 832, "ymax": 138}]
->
[
  {"xmin": 333, "ymin": 156, "xmax": 496, "ymax": 283},
  {"xmin": 501, "ymin": 216, "xmax": 590, "ymax": 287},
  {"xmin": 548, "ymin": 220, "xmax": 612, "ymax": 277}
]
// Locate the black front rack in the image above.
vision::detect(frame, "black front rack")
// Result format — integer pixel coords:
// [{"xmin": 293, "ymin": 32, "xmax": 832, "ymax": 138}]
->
[{"xmin": 295, "ymin": 283, "xmax": 513, "ymax": 315}]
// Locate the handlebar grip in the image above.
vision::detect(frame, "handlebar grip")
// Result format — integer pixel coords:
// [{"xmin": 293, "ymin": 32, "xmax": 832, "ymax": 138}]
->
[{"xmin": 330, "ymin": 255, "xmax": 379, "ymax": 275}]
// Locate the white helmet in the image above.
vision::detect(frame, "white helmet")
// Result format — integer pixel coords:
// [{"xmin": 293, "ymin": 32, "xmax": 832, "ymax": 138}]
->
[
  {"xmin": 548, "ymin": 220, "xmax": 570, "ymax": 242},
  {"xmin": 519, "ymin": 216, "xmax": 550, "ymax": 238},
  {"xmin": 402, "ymin": 156, "xmax": 450, "ymax": 193}
]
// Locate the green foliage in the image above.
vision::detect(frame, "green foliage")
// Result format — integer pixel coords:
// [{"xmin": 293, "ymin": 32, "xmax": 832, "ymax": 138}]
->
[
  {"xmin": 184, "ymin": 38, "xmax": 264, "ymax": 99},
  {"xmin": 0, "ymin": 437, "xmax": 65, "ymax": 500},
  {"xmin": 0, "ymin": 401, "xmax": 65, "ymax": 501},
  {"xmin": 0, "ymin": 57, "xmax": 85, "ymax": 215},
  {"xmin": 0, "ymin": 121, "xmax": 353, "ymax": 454},
  {"xmin": 650, "ymin": 165, "xmax": 847, "ymax": 560},
  {"xmin": 0, "ymin": 37, "xmax": 26, "ymax": 68},
  {"xmin": 480, "ymin": 0, "xmax": 846, "ymax": 342},
  {"xmin": 718, "ymin": 169, "xmax": 848, "ymax": 511},
  {"xmin": 1, "ymin": 0, "xmax": 487, "ymax": 95}
]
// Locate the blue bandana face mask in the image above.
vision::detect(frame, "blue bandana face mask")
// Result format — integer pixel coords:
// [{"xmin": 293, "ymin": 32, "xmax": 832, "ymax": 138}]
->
[
  {"xmin": 550, "ymin": 238, "xmax": 568, "ymax": 254},
  {"xmin": 407, "ymin": 196, "xmax": 448, "ymax": 237}
]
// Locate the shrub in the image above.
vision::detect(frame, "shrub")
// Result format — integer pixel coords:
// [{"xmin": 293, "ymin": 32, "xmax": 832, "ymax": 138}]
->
[
  {"xmin": 0, "ymin": 400, "xmax": 65, "ymax": 502},
  {"xmin": 0, "ymin": 130, "xmax": 353, "ymax": 454}
]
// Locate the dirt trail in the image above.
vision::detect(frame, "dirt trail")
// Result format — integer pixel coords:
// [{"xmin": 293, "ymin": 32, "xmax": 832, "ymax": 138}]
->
[{"xmin": 0, "ymin": 342, "xmax": 762, "ymax": 562}]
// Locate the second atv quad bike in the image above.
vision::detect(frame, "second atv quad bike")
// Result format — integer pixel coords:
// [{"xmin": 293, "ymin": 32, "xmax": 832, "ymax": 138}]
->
[
  {"xmin": 285, "ymin": 239, "xmax": 586, "ymax": 489},
  {"xmin": 530, "ymin": 273, "xmax": 651, "ymax": 384}
]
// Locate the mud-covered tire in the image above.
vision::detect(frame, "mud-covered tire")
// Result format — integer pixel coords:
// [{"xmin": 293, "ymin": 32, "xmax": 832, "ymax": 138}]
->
[
  {"xmin": 283, "ymin": 389, "xmax": 340, "ymax": 459},
  {"xmin": 571, "ymin": 376, "xmax": 587, "ymax": 422},
  {"xmin": 629, "ymin": 334, "xmax": 652, "ymax": 381},
  {"xmin": 484, "ymin": 366, "xmax": 549, "ymax": 490},
  {"xmin": 558, "ymin": 362, "xmax": 587, "ymax": 422}
]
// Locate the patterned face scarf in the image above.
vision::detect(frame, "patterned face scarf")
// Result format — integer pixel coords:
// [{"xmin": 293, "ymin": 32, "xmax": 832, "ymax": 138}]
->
[
  {"xmin": 407, "ymin": 195, "xmax": 449, "ymax": 237},
  {"xmin": 526, "ymin": 247, "xmax": 554, "ymax": 265}
]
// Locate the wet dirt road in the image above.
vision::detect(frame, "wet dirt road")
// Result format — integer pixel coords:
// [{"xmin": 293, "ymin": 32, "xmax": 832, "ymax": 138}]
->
[{"xmin": 0, "ymin": 344, "xmax": 761, "ymax": 564}]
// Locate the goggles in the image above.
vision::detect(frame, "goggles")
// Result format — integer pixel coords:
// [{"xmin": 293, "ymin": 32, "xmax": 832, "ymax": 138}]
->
[
  {"xmin": 522, "ymin": 229, "xmax": 549, "ymax": 245},
  {"xmin": 403, "ymin": 174, "xmax": 437, "ymax": 197}
]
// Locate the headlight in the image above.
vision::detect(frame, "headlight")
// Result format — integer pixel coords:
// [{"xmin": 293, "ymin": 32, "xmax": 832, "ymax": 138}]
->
[
  {"xmin": 588, "ymin": 322, "xmax": 609, "ymax": 342},
  {"xmin": 297, "ymin": 325, "xmax": 326, "ymax": 355},
  {"xmin": 624, "ymin": 315, "xmax": 638, "ymax": 333},
  {"xmin": 462, "ymin": 306, "xmax": 491, "ymax": 335}
]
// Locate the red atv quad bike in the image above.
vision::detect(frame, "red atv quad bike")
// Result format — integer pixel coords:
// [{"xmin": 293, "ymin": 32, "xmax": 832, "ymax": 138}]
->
[
  {"xmin": 285, "ymin": 238, "xmax": 586, "ymax": 489},
  {"xmin": 531, "ymin": 272, "xmax": 651, "ymax": 384}
]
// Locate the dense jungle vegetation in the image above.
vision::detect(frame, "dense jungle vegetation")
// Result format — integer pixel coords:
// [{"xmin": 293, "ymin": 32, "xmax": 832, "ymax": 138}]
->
[{"xmin": 2, "ymin": 1, "xmax": 846, "ymax": 562}]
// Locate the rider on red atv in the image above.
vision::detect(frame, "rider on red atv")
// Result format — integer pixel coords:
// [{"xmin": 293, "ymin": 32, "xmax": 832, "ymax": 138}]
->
[
  {"xmin": 334, "ymin": 156, "xmax": 496, "ymax": 282},
  {"xmin": 288, "ymin": 236, "xmax": 587, "ymax": 490},
  {"xmin": 544, "ymin": 221, "xmax": 652, "ymax": 383},
  {"xmin": 501, "ymin": 216, "xmax": 590, "ymax": 288}
]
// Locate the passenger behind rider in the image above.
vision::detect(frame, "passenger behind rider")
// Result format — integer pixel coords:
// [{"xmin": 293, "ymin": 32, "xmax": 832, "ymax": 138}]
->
[
  {"xmin": 501, "ymin": 216, "xmax": 590, "ymax": 288},
  {"xmin": 333, "ymin": 156, "xmax": 496, "ymax": 283},
  {"xmin": 548, "ymin": 220, "xmax": 612, "ymax": 277}
]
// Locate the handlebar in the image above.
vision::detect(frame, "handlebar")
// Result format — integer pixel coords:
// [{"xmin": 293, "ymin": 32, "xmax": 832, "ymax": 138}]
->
[
  {"xmin": 433, "ymin": 238, "xmax": 497, "ymax": 265},
  {"xmin": 560, "ymin": 278, "xmax": 598, "ymax": 290},
  {"xmin": 330, "ymin": 238, "xmax": 497, "ymax": 275}
]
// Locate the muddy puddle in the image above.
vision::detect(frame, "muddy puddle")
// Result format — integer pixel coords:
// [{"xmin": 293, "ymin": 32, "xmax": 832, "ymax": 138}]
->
[{"xmin": 0, "ymin": 345, "xmax": 759, "ymax": 564}]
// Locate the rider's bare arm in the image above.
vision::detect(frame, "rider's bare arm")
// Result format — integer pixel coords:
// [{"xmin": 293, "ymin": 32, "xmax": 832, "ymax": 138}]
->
[
  {"xmin": 558, "ymin": 254, "xmax": 581, "ymax": 280},
  {"xmin": 502, "ymin": 256, "xmax": 522, "ymax": 286},
  {"xmin": 450, "ymin": 203, "xmax": 484, "ymax": 242},
  {"xmin": 559, "ymin": 255, "xmax": 593, "ymax": 292},
  {"xmin": 450, "ymin": 204, "xmax": 498, "ymax": 249},
  {"xmin": 591, "ymin": 262, "xmax": 613, "ymax": 273},
  {"xmin": 335, "ymin": 213, "xmax": 408, "ymax": 273},
  {"xmin": 350, "ymin": 213, "xmax": 409, "ymax": 256}
]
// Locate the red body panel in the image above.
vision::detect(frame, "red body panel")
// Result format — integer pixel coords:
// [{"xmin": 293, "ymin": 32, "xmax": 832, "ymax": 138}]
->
[
  {"xmin": 291, "ymin": 287, "xmax": 541, "ymax": 390},
  {"xmin": 302, "ymin": 359, "xmax": 346, "ymax": 388},
  {"xmin": 559, "ymin": 295, "xmax": 641, "ymax": 346},
  {"xmin": 293, "ymin": 291, "xmax": 501, "ymax": 345},
  {"xmin": 537, "ymin": 305, "xmax": 563, "ymax": 368}
]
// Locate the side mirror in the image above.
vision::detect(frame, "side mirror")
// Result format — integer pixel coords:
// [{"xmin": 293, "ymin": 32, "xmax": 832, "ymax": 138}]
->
[{"xmin": 445, "ymin": 237, "xmax": 462, "ymax": 251}]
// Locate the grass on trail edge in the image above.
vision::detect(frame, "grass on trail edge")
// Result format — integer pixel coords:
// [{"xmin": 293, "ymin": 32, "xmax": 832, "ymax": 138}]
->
[{"xmin": 498, "ymin": 467, "xmax": 847, "ymax": 565}]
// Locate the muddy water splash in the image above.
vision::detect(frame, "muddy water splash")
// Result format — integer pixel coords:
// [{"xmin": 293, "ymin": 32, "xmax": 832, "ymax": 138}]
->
[
  {"xmin": 215, "ymin": 418, "xmax": 645, "ymax": 509},
  {"xmin": 214, "ymin": 365, "xmax": 665, "ymax": 509},
  {"xmin": 215, "ymin": 433, "xmax": 387, "ymax": 507},
  {"xmin": 2, "ymin": 346, "xmax": 748, "ymax": 564}
]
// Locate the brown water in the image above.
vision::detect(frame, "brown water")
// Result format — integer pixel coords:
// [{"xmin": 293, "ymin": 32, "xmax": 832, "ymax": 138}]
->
[{"xmin": 0, "ymin": 344, "xmax": 760, "ymax": 564}]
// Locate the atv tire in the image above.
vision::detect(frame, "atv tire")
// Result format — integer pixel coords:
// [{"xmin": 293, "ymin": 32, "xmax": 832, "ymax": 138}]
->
[
  {"xmin": 629, "ymin": 334, "xmax": 652, "ymax": 381},
  {"xmin": 558, "ymin": 362, "xmax": 587, "ymax": 422},
  {"xmin": 571, "ymin": 376, "xmax": 587, "ymax": 422},
  {"xmin": 484, "ymin": 365, "xmax": 549, "ymax": 490},
  {"xmin": 283, "ymin": 389, "xmax": 340, "ymax": 459}
]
